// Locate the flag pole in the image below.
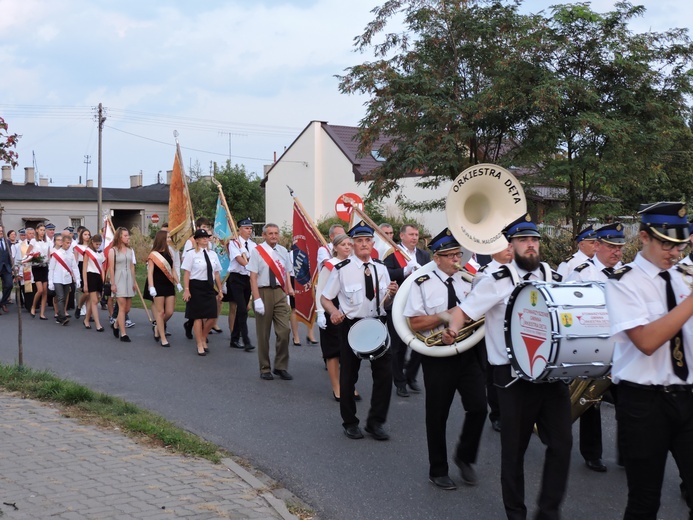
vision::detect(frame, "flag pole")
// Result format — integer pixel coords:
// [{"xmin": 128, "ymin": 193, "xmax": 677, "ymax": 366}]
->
[
  {"xmin": 286, "ymin": 185, "xmax": 329, "ymax": 248},
  {"xmin": 213, "ymin": 179, "xmax": 239, "ymax": 239},
  {"xmin": 342, "ymin": 196, "xmax": 410, "ymax": 261}
]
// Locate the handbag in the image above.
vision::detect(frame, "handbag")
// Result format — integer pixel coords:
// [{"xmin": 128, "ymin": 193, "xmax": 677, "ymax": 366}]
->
[{"xmin": 103, "ymin": 282, "xmax": 112, "ymax": 297}]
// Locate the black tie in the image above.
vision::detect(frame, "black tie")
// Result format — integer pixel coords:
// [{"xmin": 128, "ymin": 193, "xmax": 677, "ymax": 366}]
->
[
  {"xmin": 245, "ymin": 241, "xmax": 249, "ymax": 251},
  {"xmin": 364, "ymin": 262, "xmax": 375, "ymax": 300},
  {"xmin": 203, "ymin": 250, "xmax": 214, "ymax": 287},
  {"xmin": 446, "ymin": 277, "xmax": 458, "ymax": 310},
  {"xmin": 658, "ymin": 271, "xmax": 689, "ymax": 380}
]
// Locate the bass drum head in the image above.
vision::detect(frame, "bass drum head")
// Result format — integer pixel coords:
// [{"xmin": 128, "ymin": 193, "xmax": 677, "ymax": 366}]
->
[
  {"xmin": 504, "ymin": 282, "xmax": 555, "ymax": 381},
  {"xmin": 348, "ymin": 318, "xmax": 390, "ymax": 361}
]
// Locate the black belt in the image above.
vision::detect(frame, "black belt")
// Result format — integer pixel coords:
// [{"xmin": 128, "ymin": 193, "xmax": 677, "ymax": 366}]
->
[
  {"xmin": 258, "ymin": 286, "xmax": 282, "ymax": 289},
  {"xmin": 619, "ymin": 380, "xmax": 693, "ymax": 393}
]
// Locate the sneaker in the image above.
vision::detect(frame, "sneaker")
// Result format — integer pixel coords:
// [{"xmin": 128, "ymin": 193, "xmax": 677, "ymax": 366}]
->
[
  {"xmin": 125, "ymin": 319, "xmax": 135, "ymax": 328},
  {"xmin": 109, "ymin": 316, "xmax": 116, "ymax": 325}
]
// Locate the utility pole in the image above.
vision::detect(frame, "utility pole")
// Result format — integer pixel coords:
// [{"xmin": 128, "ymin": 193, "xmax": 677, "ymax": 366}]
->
[
  {"xmin": 218, "ymin": 131, "xmax": 247, "ymax": 164},
  {"xmin": 96, "ymin": 104, "xmax": 106, "ymax": 226},
  {"xmin": 84, "ymin": 155, "xmax": 91, "ymax": 185}
]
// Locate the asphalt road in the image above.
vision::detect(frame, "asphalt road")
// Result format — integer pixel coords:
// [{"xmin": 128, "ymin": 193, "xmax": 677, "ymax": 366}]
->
[{"xmin": 0, "ymin": 306, "xmax": 688, "ymax": 519}]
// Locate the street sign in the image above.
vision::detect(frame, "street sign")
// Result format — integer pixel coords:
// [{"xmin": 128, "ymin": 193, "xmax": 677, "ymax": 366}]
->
[
  {"xmin": 151, "ymin": 214, "xmax": 160, "ymax": 224},
  {"xmin": 335, "ymin": 193, "xmax": 363, "ymax": 222}
]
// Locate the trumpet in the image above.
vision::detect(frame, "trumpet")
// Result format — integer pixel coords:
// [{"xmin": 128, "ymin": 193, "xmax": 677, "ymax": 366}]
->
[
  {"xmin": 453, "ymin": 262, "xmax": 476, "ymax": 283},
  {"xmin": 408, "ymin": 315, "xmax": 485, "ymax": 347}
]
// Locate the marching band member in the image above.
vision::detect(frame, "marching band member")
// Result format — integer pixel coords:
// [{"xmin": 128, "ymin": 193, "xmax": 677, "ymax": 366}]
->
[
  {"xmin": 384, "ymin": 224, "xmax": 431, "ymax": 398},
  {"xmin": 248, "ymin": 223, "xmax": 294, "ymax": 380},
  {"xmin": 320, "ymin": 221, "xmax": 398, "ymax": 441},
  {"xmin": 403, "ymin": 228, "xmax": 487, "ymax": 490},
  {"xmin": 557, "ymin": 225, "xmax": 597, "ymax": 278},
  {"xmin": 605, "ymin": 202, "xmax": 693, "ymax": 518},
  {"xmin": 443, "ymin": 214, "xmax": 571, "ymax": 520},
  {"xmin": 566, "ymin": 222, "xmax": 625, "ymax": 473},
  {"xmin": 226, "ymin": 217, "xmax": 257, "ymax": 351}
]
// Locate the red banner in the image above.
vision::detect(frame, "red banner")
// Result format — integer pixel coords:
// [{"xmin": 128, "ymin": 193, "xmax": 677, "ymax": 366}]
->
[{"xmin": 291, "ymin": 201, "xmax": 323, "ymax": 325}]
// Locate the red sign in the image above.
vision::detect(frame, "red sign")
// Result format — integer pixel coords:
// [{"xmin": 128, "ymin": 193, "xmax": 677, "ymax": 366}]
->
[
  {"xmin": 335, "ymin": 192, "xmax": 363, "ymax": 222},
  {"xmin": 151, "ymin": 214, "xmax": 160, "ymax": 224}
]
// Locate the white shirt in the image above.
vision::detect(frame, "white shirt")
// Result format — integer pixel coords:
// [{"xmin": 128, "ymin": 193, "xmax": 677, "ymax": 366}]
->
[
  {"xmin": 317, "ymin": 244, "xmax": 333, "ymax": 270},
  {"xmin": 322, "ymin": 255, "xmax": 391, "ymax": 319},
  {"xmin": 403, "ymin": 266, "xmax": 471, "ymax": 336},
  {"xmin": 28, "ymin": 238, "xmax": 51, "ymax": 263},
  {"xmin": 557, "ymin": 249, "xmax": 591, "ymax": 279},
  {"xmin": 48, "ymin": 248, "xmax": 81, "ymax": 285},
  {"xmin": 461, "ymin": 261, "xmax": 553, "ymax": 366},
  {"xmin": 566, "ymin": 256, "xmax": 622, "ymax": 284},
  {"xmin": 181, "ymin": 237, "xmax": 212, "ymax": 262},
  {"xmin": 606, "ymin": 252, "xmax": 693, "ymax": 385},
  {"xmin": 228, "ymin": 237, "xmax": 257, "ymax": 275},
  {"xmin": 315, "ymin": 257, "xmax": 340, "ymax": 312},
  {"xmin": 247, "ymin": 242, "xmax": 293, "ymax": 287},
  {"xmin": 181, "ymin": 248, "xmax": 222, "ymax": 281},
  {"xmin": 84, "ymin": 249, "xmax": 105, "ymax": 275}
]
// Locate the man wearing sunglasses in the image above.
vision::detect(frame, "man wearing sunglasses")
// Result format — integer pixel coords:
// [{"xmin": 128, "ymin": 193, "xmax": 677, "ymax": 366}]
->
[{"xmin": 605, "ymin": 202, "xmax": 693, "ymax": 519}]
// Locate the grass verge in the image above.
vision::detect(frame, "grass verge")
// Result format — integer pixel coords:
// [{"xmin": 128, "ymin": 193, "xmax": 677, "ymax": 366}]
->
[{"xmin": 0, "ymin": 363, "xmax": 225, "ymax": 463}]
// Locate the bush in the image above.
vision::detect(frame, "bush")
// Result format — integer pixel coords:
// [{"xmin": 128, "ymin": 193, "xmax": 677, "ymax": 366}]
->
[{"xmin": 128, "ymin": 226, "xmax": 153, "ymax": 263}]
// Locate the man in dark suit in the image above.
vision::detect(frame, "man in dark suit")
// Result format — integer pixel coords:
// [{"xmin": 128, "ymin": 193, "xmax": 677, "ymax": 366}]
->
[
  {"xmin": 0, "ymin": 225, "xmax": 14, "ymax": 314},
  {"xmin": 384, "ymin": 224, "xmax": 431, "ymax": 397}
]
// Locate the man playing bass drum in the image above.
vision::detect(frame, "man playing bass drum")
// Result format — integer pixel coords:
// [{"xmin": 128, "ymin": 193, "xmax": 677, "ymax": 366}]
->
[
  {"xmin": 402, "ymin": 228, "xmax": 487, "ymax": 490},
  {"xmin": 443, "ymin": 214, "xmax": 571, "ymax": 520}
]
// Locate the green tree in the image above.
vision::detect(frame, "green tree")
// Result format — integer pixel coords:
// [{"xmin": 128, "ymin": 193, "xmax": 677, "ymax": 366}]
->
[
  {"xmin": 0, "ymin": 116, "xmax": 20, "ymax": 168},
  {"xmin": 187, "ymin": 161, "xmax": 265, "ymax": 227},
  {"xmin": 518, "ymin": 2, "xmax": 693, "ymax": 235},
  {"xmin": 338, "ymin": 0, "xmax": 544, "ymax": 212}
]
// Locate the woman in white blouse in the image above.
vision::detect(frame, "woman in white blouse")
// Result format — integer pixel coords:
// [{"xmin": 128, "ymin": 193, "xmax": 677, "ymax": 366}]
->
[{"xmin": 25, "ymin": 223, "xmax": 51, "ymax": 319}]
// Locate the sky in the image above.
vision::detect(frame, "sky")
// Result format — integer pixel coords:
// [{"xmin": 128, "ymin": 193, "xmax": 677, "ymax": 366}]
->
[{"xmin": 0, "ymin": 0, "xmax": 691, "ymax": 188}]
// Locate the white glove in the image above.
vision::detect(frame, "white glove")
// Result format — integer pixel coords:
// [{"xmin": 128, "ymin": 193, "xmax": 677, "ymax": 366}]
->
[
  {"xmin": 317, "ymin": 310, "xmax": 327, "ymax": 329},
  {"xmin": 48, "ymin": 283, "xmax": 54, "ymax": 292},
  {"xmin": 176, "ymin": 283, "xmax": 183, "ymax": 293},
  {"xmin": 222, "ymin": 283, "xmax": 228, "ymax": 295},
  {"xmin": 254, "ymin": 298, "xmax": 265, "ymax": 315},
  {"xmin": 148, "ymin": 286, "xmax": 157, "ymax": 298},
  {"xmin": 403, "ymin": 258, "xmax": 420, "ymax": 277}
]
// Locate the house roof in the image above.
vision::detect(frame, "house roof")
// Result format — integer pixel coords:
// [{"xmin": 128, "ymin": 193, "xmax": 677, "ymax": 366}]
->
[
  {"xmin": 0, "ymin": 182, "xmax": 170, "ymax": 203},
  {"xmin": 260, "ymin": 121, "xmax": 391, "ymax": 187}
]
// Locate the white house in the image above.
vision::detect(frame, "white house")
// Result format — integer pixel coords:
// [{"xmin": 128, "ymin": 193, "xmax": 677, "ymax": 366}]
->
[{"xmin": 261, "ymin": 121, "xmax": 450, "ymax": 236}]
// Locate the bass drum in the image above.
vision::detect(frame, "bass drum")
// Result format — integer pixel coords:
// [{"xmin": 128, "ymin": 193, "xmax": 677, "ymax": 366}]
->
[
  {"xmin": 504, "ymin": 281, "xmax": 613, "ymax": 382},
  {"xmin": 348, "ymin": 317, "xmax": 390, "ymax": 361}
]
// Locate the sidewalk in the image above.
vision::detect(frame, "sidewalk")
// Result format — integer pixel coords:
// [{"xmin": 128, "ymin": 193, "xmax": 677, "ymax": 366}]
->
[{"xmin": 0, "ymin": 392, "xmax": 298, "ymax": 519}]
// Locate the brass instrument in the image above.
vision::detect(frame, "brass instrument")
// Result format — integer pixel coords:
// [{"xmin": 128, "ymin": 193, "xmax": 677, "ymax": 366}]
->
[
  {"xmin": 408, "ymin": 315, "xmax": 486, "ymax": 347},
  {"xmin": 569, "ymin": 377, "xmax": 613, "ymax": 423}
]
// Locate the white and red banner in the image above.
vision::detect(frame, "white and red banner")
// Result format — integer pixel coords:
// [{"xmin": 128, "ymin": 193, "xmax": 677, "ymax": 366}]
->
[{"xmin": 292, "ymin": 201, "xmax": 324, "ymax": 325}]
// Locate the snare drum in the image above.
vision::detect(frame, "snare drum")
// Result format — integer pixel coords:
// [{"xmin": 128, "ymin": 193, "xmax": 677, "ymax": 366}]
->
[
  {"xmin": 348, "ymin": 318, "xmax": 390, "ymax": 361},
  {"xmin": 504, "ymin": 281, "xmax": 613, "ymax": 382}
]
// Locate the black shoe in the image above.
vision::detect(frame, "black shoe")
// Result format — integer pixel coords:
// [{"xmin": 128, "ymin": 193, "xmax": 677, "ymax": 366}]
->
[
  {"xmin": 332, "ymin": 392, "xmax": 340, "ymax": 402},
  {"xmin": 396, "ymin": 386, "xmax": 409, "ymax": 398},
  {"xmin": 407, "ymin": 380, "xmax": 422, "ymax": 393},
  {"xmin": 272, "ymin": 369, "xmax": 293, "ymax": 380},
  {"xmin": 491, "ymin": 419, "xmax": 501, "ymax": 432},
  {"xmin": 112, "ymin": 323, "xmax": 119, "ymax": 338},
  {"xmin": 74, "ymin": 308, "xmax": 81, "ymax": 319},
  {"xmin": 243, "ymin": 341, "xmax": 255, "ymax": 351},
  {"xmin": 184, "ymin": 320, "xmax": 193, "ymax": 340},
  {"xmin": 61, "ymin": 317, "xmax": 70, "ymax": 326},
  {"xmin": 120, "ymin": 335, "xmax": 131, "ymax": 343},
  {"xmin": 429, "ymin": 475, "xmax": 457, "ymax": 490},
  {"xmin": 260, "ymin": 372, "xmax": 274, "ymax": 380},
  {"xmin": 585, "ymin": 459, "xmax": 607, "ymax": 472},
  {"xmin": 211, "ymin": 327, "xmax": 223, "ymax": 334},
  {"xmin": 454, "ymin": 456, "xmax": 478, "ymax": 486},
  {"xmin": 364, "ymin": 423, "xmax": 390, "ymax": 441},
  {"xmin": 343, "ymin": 425, "xmax": 364, "ymax": 439},
  {"xmin": 353, "ymin": 393, "xmax": 362, "ymax": 402},
  {"xmin": 230, "ymin": 340, "xmax": 244, "ymax": 349}
]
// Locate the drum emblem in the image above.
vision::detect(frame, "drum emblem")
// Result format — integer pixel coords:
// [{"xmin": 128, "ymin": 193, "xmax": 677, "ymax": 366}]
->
[
  {"xmin": 529, "ymin": 291, "xmax": 538, "ymax": 306},
  {"xmin": 560, "ymin": 313, "xmax": 573, "ymax": 327}
]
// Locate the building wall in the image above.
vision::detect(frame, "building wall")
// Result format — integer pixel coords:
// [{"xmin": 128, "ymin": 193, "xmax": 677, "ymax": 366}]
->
[{"xmin": 264, "ymin": 122, "xmax": 449, "ymax": 236}]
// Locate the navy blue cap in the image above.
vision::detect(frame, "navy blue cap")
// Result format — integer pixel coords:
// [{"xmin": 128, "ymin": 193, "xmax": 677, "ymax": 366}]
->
[
  {"xmin": 575, "ymin": 225, "xmax": 596, "ymax": 242},
  {"xmin": 595, "ymin": 223, "xmax": 625, "ymax": 245},
  {"xmin": 639, "ymin": 202, "xmax": 689, "ymax": 243},
  {"xmin": 194, "ymin": 228, "xmax": 211, "ymax": 239},
  {"xmin": 18, "ymin": 228, "xmax": 25, "ymax": 235},
  {"xmin": 503, "ymin": 214, "xmax": 540, "ymax": 239},
  {"xmin": 238, "ymin": 217, "xmax": 253, "ymax": 227},
  {"xmin": 347, "ymin": 220, "xmax": 374, "ymax": 238},
  {"xmin": 429, "ymin": 228, "xmax": 460, "ymax": 253},
  {"xmin": 64, "ymin": 226, "xmax": 74, "ymax": 233},
  {"xmin": 45, "ymin": 223, "xmax": 56, "ymax": 230}
]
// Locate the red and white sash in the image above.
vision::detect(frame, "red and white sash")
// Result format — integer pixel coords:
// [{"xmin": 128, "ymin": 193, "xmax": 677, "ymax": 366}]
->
[
  {"xmin": 257, "ymin": 245, "xmax": 287, "ymax": 292},
  {"xmin": 84, "ymin": 249, "xmax": 103, "ymax": 278},
  {"xmin": 51, "ymin": 251, "xmax": 75, "ymax": 281}
]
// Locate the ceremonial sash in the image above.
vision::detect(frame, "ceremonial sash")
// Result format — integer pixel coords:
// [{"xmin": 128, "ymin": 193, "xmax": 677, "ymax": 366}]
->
[
  {"xmin": 324, "ymin": 262, "xmax": 335, "ymax": 272},
  {"xmin": 147, "ymin": 251, "xmax": 175, "ymax": 284},
  {"xmin": 74, "ymin": 244, "xmax": 86, "ymax": 257},
  {"xmin": 20, "ymin": 241, "xmax": 33, "ymax": 292},
  {"xmin": 257, "ymin": 245, "xmax": 287, "ymax": 292},
  {"xmin": 51, "ymin": 252, "xmax": 75, "ymax": 281},
  {"xmin": 84, "ymin": 249, "xmax": 103, "ymax": 277}
]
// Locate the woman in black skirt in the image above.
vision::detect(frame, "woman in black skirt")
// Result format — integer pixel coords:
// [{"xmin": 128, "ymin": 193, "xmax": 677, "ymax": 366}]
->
[
  {"xmin": 181, "ymin": 228, "xmax": 223, "ymax": 356},
  {"xmin": 147, "ymin": 230, "xmax": 181, "ymax": 348},
  {"xmin": 82, "ymin": 234, "xmax": 105, "ymax": 331},
  {"xmin": 315, "ymin": 233, "xmax": 355, "ymax": 400},
  {"xmin": 26, "ymin": 223, "xmax": 51, "ymax": 319}
]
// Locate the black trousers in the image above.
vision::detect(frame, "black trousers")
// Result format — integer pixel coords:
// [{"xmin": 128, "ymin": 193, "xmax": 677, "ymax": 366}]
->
[
  {"xmin": 387, "ymin": 310, "xmax": 421, "ymax": 387},
  {"xmin": 617, "ymin": 382, "xmax": 693, "ymax": 520},
  {"xmin": 478, "ymin": 338, "xmax": 500, "ymax": 423},
  {"xmin": 228, "ymin": 273, "xmax": 251, "ymax": 343},
  {"xmin": 422, "ymin": 348, "xmax": 487, "ymax": 478},
  {"xmin": 339, "ymin": 317, "xmax": 392, "ymax": 428},
  {"xmin": 494, "ymin": 365, "xmax": 572, "ymax": 520},
  {"xmin": 0, "ymin": 267, "xmax": 12, "ymax": 306},
  {"xmin": 579, "ymin": 404, "xmax": 602, "ymax": 461}
]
